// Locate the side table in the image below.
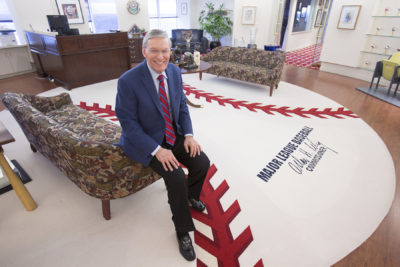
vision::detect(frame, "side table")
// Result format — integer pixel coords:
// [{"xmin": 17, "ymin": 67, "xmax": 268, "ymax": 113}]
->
[
  {"xmin": 181, "ymin": 60, "xmax": 212, "ymax": 108},
  {"xmin": 0, "ymin": 121, "xmax": 36, "ymax": 211}
]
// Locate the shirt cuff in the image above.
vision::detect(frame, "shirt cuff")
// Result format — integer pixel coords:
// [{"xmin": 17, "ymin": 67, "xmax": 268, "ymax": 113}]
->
[{"xmin": 151, "ymin": 145, "xmax": 161, "ymax": 156}]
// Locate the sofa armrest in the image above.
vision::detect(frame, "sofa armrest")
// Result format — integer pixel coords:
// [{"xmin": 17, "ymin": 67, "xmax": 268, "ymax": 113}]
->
[{"xmin": 23, "ymin": 93, "xmax": 73, "ymax": 113}]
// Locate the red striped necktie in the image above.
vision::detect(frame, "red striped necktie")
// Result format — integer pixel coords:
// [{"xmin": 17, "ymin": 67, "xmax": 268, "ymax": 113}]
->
[{"xmin": 157, "ymin": 75, "xmax": 176, "ymax": 146}]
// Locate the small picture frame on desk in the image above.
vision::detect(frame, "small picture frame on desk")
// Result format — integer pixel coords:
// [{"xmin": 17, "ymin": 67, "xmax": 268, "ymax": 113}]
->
[{"xmin": 56, "ymin": 0, "xmax": 84, "ymax": 24}]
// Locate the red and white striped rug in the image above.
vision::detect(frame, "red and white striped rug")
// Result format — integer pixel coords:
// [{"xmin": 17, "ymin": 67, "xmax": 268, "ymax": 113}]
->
[{"xmin": 285, "ymin": 43, "xmax": 323, "ymax": 70}]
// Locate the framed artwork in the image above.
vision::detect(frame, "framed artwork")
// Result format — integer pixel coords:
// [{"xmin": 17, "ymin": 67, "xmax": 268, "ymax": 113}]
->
[
  {"xmin": 242, "ymin": 6, "xmax": 256, "ymax": 25},
  {"xmin": 56, "ymin": 0, "xmax": 84, "ymax": 24},
  {"xmin": 181, "ymin": 3, "xmax": 187, "ymax": 15},
  {"xmin": 337, "ymin": 5, "xmax": 361, "ymax": 30},
  {"xmin": 314, "ymin": 9, "xmax": 323, "ymax": 27}
]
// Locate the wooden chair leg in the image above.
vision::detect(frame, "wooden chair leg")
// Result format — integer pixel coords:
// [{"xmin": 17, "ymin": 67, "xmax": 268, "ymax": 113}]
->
[
  {"xmin": 269, "ymin": 86, "xmax": 273, "ymax": 97},
  {"xmin": 102, "ymin": 199, "xmax": 111, "ymax": 220}
]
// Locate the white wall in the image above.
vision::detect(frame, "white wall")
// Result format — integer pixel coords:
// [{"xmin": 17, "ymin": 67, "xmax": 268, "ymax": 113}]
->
[
  {"xmin": 232, "ymin": 0, "xmax": 278, "ymax": 48},
  {"xmin": 115, "ymin": 0, "xmax": 149, "ymax": 32},
  {"xmin": 6, "ymin": 0, "xmax": 91, "ymax": 41},
  {"xmin": 176, "ymin": 0, "xmax": 190, "ymax": 29},
  {"xmin": 320, "ymin": 0, "xmax": 376, "ymax": 67}
]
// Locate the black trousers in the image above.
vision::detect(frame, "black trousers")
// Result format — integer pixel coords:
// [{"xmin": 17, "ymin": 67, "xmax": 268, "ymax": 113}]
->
[{"xmin": 149, "ymin": 134, "xmax": 210, "ymax": 233}]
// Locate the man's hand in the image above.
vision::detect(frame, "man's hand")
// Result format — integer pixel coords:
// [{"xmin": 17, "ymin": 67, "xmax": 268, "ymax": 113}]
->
[
  {"xmin": 184, "ymin": 136, "xmax": 201, "ymax": 157},
  {"xmin": 155, "ymin": 147, "xmax": 179, "ymax": 171}
]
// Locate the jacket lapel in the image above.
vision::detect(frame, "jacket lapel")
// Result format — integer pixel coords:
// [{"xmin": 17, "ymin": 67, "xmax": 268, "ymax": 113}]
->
[
  {"xmin": 165, "ymin": 66, "xmax": 178, "ymax": 116},
  {"xmin": 140, "ymin": 61, "xmax": 162, "ymax": 115}
]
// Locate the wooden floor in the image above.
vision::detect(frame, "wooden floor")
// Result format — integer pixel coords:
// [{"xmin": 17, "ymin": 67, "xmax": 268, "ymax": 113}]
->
[{"xmin": 0, "ymin": 66, "xmax": 399, "ymax": 266}]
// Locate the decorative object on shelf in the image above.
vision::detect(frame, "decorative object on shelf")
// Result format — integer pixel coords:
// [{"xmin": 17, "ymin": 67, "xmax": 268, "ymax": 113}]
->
[
  {"xmin": 56, "ymin": 0, "xmax": 84, "ymax": 24},
  {"xmin": 384, "ymin": 8, "xmax": 389, "ymax": 16},
  {"xmin": 376, "ymin": 26, "xmax": 382, "ymax": 35},
  {"xmin": 385, "ymin": 45, "xmax": 391, "ymax": 55},
  {"xmin": 392, "ymin": 27, "xmax": 397, "ymax": 36},
  {"xmin": 127, "ymin": 0, "xmax": 139, "ymax": 15},
  {"xmin": 241, "ymin": 6, "xmax": 256, "ymax": 25},
  {"xmin": 173, "ymin": 45, "xmax": 182, "ymax": 64},
  {"xmin": 128, "ymin": 24, "xmax": 145, "ymax": 38},
  {"xmin": 193, "ymin": 51, "xmax": 201, "ymax": 66},
  {"xmin": 249, "ymin": 27, "xmax": 257, "ymax": 44},
  {"xmin": 240, "ymin": 37, "xmax": 245, "ymax": 47},
  {"xmin": 198, "ymin": 2, "xmax": 233, "ymax": 50},
  {"xmin": 337, "ymin": 5, "xmax": 361, "ymax": 30},
  {"xmin": 183, "ymin": 52, "xmax": 198, "ymax": 69},
  {"xmin": 183, "ymin": 31, "xmax": 192, "ymax": 52},
  {"xmin": 370, "ymin": 44, "xmax": 376, "ymax": 52},
  {"xmin": 194, "ymin": 43, "xmax": 201, "ymax": 52}
]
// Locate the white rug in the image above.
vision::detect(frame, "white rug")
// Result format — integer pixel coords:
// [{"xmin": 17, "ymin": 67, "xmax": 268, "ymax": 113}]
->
[{"xmin": 0, "ymin": 73, "xmax": 395, "ymax": 267}]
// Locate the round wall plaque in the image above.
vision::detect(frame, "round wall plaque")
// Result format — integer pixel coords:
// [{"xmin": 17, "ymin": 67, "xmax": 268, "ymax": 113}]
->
[{"xmin": 127, "ymin": 0, "xmax": 140, "ymax": 15}]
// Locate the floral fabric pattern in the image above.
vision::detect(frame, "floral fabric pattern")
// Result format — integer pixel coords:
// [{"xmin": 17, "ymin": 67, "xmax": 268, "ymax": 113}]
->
[
  {"xmin": 201, "ymin": 46, "xmax": 286, "ymax": 92},
  {"xmin": 1, "ymin": 92, "xmax": 161, "ymax": 200}
]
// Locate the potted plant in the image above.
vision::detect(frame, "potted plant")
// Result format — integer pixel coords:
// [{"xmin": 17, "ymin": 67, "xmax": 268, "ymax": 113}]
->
[{"xmin": 198, "ymin": 2, "xmax": 233, "ymax": 50}]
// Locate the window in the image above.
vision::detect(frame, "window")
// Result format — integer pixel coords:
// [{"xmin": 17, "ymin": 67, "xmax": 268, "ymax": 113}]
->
[
  {"xmin": 0, "ymin": 0, "xmax": 18, "ymax": 46},
  {"xmin": 292, "ymin": 0, "xmax": 316, "ymax": 32},
  {"xmin": 148, "ymin": 0, "xmax": 177, "ymax": 36},
  {"xmin": 84, "ymin": 0, "xmax": 118, "ymax": 33}
]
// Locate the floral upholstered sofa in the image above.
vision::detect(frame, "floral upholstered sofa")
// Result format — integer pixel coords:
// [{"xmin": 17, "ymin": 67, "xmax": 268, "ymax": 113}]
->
[
  {"xmin": 201, "ymin": 46, "xmax": 286, "ymax": 96},
  {"xmin": 1, "ymin": 92, "xmax": 160, "ymax": 220}
]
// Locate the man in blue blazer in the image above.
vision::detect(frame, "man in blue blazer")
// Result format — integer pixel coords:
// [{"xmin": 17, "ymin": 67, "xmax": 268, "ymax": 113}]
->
[{"xmin": 116, "ymin": 29, "xmax": 210, "ymax": 261}]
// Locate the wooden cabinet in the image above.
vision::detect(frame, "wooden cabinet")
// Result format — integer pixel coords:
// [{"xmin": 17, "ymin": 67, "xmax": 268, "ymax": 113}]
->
[
  {"xmin": 0, "ymin": 45, "xmax": 32, "ymax": 77},
  {"xmin": 128, "ymin": 38, "xmax": 144, "ymax": 63},
  {"xmin": 25, "ymin": 31, "xmax": 130, "ymax": 89}
]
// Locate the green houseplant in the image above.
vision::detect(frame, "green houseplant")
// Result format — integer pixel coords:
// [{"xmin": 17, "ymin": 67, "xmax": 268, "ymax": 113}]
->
[{"xmin": 198, "ymin": 2, "xmax": 233, "ymax": 49}]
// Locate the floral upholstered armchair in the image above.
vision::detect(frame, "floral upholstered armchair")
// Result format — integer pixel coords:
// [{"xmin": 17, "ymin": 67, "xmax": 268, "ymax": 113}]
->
[
  {"xmin": 201, "ymin": 46, "xmax": 286, "ymax": 96},
  {"xmin": 1, "ymin": 92, "xmax": 161, "ymax": 220}
]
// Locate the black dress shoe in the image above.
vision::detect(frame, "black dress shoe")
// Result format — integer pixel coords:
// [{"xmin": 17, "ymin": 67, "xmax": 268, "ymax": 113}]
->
[
  {"xmin": 189, "ymin": 198, "xmax": 206, "ymax": 212},
  {"xmin": 176, "ymin": 232, "xmax": 196, "ymax": 261}
]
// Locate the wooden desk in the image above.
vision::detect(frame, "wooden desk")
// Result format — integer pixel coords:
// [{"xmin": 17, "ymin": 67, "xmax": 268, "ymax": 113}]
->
[
  {"xmin": 25, "ymin": 31, "xmax": 130, "ymax": 89},
  {"xmin": 0, "ymin": 121, "xmax": 36, "ymax": 211}
]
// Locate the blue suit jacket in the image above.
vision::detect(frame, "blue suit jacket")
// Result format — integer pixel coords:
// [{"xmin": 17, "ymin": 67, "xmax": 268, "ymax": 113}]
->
[{"xmin": 115, "ymin": 61, "xmax": 193, "ymax": 166}]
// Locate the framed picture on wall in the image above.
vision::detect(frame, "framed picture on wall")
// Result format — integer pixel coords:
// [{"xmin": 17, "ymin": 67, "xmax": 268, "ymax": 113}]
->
[
  {"xmin": 181, "ymin": 3, "xmax": 188, "ymax": 15},
  {"xmin": 314, "ymin": 9, "xmax": 323, "ymax": 27},
  {"xmin": 337, "ymin": 5, "xmax": 361, "ymax": 30},
  {"xmin": 242, "ymin": 6, "xmax": 256, "ymax": 25},
  {"xmin": 56, "ymin": 0, "xmax": 84, "ymax": 24}
]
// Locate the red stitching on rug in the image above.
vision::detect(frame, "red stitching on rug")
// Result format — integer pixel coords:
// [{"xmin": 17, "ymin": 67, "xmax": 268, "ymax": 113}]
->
[
  {"xmin": 78, "ymin": 102, "xmax": 264, "ymax": 266},
  {"xmin": 190, "ymin": 164, "xmax": 263, "ymax": 267},
  {"xmin": 78, "ymin": 102, "xmax": 119, "ymax": 121},
  {"xmin": 182, "ymin": 84, "xmax": 359, "ymax": 119}
]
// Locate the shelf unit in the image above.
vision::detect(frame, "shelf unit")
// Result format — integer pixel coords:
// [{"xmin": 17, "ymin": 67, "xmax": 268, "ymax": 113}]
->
[{"xmin": 359, "ymin": 2, "xmax": 400, "ymax": 70}]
